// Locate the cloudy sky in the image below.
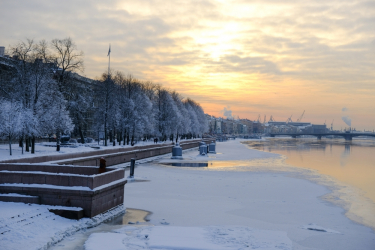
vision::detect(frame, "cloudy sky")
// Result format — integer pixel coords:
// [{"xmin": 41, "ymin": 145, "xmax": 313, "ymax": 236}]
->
[{"xmin": 1, "ymin": 0, "xmax": 374, "ymax": 130}]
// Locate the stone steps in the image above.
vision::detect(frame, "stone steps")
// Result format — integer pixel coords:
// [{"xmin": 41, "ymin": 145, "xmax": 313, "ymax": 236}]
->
[
  {"xmin": 0, "ymin": 193, "xmax": 40, "ymax": 204},
  {"xmin": 48, "ymin": 207, "xmax": 84, "ymax": 220}
]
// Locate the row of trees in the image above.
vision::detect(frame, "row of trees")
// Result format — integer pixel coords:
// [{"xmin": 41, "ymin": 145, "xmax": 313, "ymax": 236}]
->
[
  {"xmin": 95, "ymin": 72, "xmax": 207, "ymax": 146},
  {"xmin": 0, "ymin": 38, "xmax": 208, "ymax": 155}
]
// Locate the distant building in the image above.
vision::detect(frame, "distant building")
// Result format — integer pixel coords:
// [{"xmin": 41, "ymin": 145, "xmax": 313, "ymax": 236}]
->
[
  {"xmin": 0, "ymin": 46, "xmax": 4, "ymax": 57},
  {"xmin": 240, "ymin": 119, "xmax": 253, "ymax": 134},
  {"xmin": 252, "ymin": 121, "xmax": 263, "ymax": 133},
  {"xmin": 312, "ymin": 124, "xmax": 327, "ymax": 133}
]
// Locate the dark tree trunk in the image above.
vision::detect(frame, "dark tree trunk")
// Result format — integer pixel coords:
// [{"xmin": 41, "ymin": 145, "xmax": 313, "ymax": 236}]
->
[
  {"xmin": 31, "ymin": 136, "xmax": 35, "ymax": 154},
  {"xmin": 9, "ymin": 136, "xmax": 12, "ymax": 156},
  {"xmin": 118, "ymin": 132, "xmax": 122, "ymax": 144},
  {"xmin": 20, "ymin": 137, "xmax": 24, "ymax": 154},
  {"xmin": 26, "ymin": 137, "xmax": 29, "ymax": 152},
  {"xmin": 126, "ymin": 133, "xmax": 130, "ymax": 145},
  {"xmin": 123, "ymin": 130, "xmax": 126, "ymax": 146},
  {"xmin": 56, "ymin": 132, "xmax": 60, "ymax": 151},
  {"xmin": 79, "ymin": 126, "xmax": 85, "ymax": 144},
  {"xmin": 115, "ymin": 128, "xmax": 117, "ymax": 143}
]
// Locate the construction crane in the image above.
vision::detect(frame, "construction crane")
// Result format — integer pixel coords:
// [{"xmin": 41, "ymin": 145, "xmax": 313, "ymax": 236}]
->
[
  {"xmin": 269, "ymin": 115, "xmax": 275, "ymax": 122},
  {"xmin": 296, "ymin": 110, "xmax": 305, "ymax": 122},
  {"xmin": 257, "ymin": 114, "xmax": 261, "ymax": 122},
  {"xmin": 331, "ymin": 119, "xmax": 334, "ymax": 131},
  {"xmin": 263, "ymin": 115, "xmax": 267, "ymax": 124},
  {"xmin": 286, "ymin": 115, "xmax": 293, "ymax": 123}
]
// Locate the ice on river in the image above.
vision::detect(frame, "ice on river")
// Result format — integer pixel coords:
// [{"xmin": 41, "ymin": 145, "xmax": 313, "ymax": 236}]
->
[{"xmin": 84, "ymin": 226, "xmax": 292, "ymax": 250}]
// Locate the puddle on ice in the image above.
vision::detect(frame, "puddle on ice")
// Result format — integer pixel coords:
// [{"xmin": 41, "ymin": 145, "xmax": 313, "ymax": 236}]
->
[{"xmin": 48, "ymin": 208, "xmax": 152, "ymax": 250}]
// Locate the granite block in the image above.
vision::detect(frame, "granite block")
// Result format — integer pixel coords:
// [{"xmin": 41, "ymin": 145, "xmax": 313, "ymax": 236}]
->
[
  {"xmin": 0, "ymin": 173, "xmax": 22, "ymax": 184},
  {"xmin": 21, "ymin": 173, "xmax": 46, "ymax": 184},
  {"xmin": 45, "ymin": 174, "xmax": 70, "ymax": 186},
  {"xmin": 69, "ymin": 175, "xmax": 88, "ymax": 187}
]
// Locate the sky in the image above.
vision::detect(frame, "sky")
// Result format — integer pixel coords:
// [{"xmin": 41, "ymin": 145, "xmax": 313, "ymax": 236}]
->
[{"xmin": 1, "ymin": 0, "xmax": 374, "ymax": 130}]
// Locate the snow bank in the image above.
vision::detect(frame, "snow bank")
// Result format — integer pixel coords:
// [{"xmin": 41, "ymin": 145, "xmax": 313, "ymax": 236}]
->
[
  {"xmin": 84, "ymin": 226, "xmax": 292, "ymax": 250},
  {"xmin": 0, "ymin": 202, "xmax": 125, "ymax": 250}
]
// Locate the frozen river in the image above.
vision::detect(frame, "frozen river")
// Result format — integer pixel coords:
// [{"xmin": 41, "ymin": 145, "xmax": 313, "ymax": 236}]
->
[{"xmin": 243, "ymin": 137, "xmax": 375, "ymax": 230}]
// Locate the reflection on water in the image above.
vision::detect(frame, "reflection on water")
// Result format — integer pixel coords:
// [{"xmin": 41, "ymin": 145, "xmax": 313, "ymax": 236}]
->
[
  {"xmin": 243, "ymin": 138, "xmax": 375, "ymax": 203},
  {"xmin": 108, "ymin": 208, "xmax": 151, "ymax": 225}
]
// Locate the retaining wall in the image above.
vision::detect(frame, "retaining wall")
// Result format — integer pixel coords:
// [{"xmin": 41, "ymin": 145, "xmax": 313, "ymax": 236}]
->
[
  {"xmin": 0, "ymin": 164, "xmax": 126, "ymax": 217},
  {"xmin": 55, "ymin": 139, "xmax": 214, "ymax": 167},
  {"xmin": 0, "ymin": 179, "xmax": 126, "ymax": 217}
]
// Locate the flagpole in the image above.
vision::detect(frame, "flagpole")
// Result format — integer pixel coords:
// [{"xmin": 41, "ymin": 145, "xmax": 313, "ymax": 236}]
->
[{"xmin": 108, "ymin": 44, "xmax": 111, "ymax": 79}]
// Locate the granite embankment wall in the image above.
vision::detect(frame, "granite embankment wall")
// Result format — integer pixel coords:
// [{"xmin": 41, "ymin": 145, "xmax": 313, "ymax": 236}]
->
[
  {"xmin": 0, "ymin": 164, "xmax": 126, "ymax": 217},
  {"xmin": 0, "ymin": 139, "xmax": 214, "ymax": 166},
  {"xmin": 55, "ymin": 139, "xmax": 213, "ymax": 167},
  {"xmin": 0, "ymin": 143, "xmax": 174, "ymax": 164}
]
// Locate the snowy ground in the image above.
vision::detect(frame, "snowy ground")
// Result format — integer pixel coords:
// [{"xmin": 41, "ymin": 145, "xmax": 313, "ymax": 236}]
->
[
  {"xmin": 1, "ymin": 139, "xmax": 374, "ymax": 249},
  {"xmin": 0, "ymin": 202, "xmax": 125, "ymax": 250}
]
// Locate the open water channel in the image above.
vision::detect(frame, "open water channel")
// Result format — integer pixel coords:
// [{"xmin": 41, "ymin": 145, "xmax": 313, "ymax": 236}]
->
[
  {"xmin": 242, "ymin": 137, "xmax": 375, "ymax": 229},
  {"xmin": 243, "ymin": 137, "xmax": 375, "ymax": 204}
]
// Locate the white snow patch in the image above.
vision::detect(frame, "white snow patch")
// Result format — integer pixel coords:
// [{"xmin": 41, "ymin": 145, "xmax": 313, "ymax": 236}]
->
[
  {"xmin": 84, "ymin": 226, "xmax": 292, "ymax": 250},
  {"xmin": 0, "ymin": 183, "xmax": 92, "ymax": 191},
  {"xmin": 0, "ymin": 193, "xmax": 38, "ymax": 198}
]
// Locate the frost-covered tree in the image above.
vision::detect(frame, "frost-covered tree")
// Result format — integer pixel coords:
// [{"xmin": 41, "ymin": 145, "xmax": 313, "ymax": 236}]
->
[
  {"xmin": 50, "ymin": 38, "xmax": 92, "ymax": 144},
  {"xmin": 155, "ymin": 86, "xmax": 179, "ymax": 141},
  {"xmin": 3, "ymin": 38, "xmax": 78, "ymax": 152},
  {"xmin": 0, "ymin": 100, "xmax": 23, "ymax": 155},
  {"xmin": 114, "ymin": 73, "xmax": 154, "ymax": 145},
  {"xmin": 170, "ymin": 91, "xmax": 189, "ymax": 142},
  {"xmin": 7, "ymin": 39, "xmax": 51, "ymax": 153},
  {"xmin": 47, "ymin": 99, "xmax": 74, "ymax": 151},
  {"xmin": 94, "ymin": 73, "xmax": 117, "ymax": 146},
  {"xmin": 183, "ymin": 98, "xmax": 208, "ymax": 138}
]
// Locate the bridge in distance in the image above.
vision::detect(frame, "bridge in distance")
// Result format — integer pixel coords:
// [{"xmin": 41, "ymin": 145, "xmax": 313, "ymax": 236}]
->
[{"xmin": 269, "ymin": 132, "xmax": 375, "ymax": 140}]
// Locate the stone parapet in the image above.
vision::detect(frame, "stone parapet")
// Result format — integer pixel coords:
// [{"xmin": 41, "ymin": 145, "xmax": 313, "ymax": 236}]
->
[
  {"xmin": 0, "ymin": 166, "xmax": 124, "ymax": 190},
  {"xmin": 55, "ymin": 139, "xmax": 214, "ymax": 167}
]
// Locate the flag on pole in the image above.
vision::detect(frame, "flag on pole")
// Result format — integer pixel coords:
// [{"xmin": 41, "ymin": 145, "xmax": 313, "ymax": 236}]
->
[{"xmin": 107, "ymin": 44, "xmax": 111, "ymax": 56}]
